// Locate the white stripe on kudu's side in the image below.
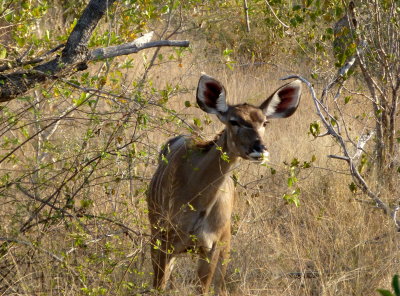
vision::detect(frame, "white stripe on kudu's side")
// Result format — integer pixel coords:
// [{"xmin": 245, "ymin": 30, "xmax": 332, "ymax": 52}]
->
[{"xmin": 147, "ymin": 74, "xmax": 301, "ymax": 295}]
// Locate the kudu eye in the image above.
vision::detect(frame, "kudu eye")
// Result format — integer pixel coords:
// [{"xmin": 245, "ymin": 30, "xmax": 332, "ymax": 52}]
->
[
  {"xmin": 263, "ymin": 121, "xmax": 269, "ymax": 127},
  {"xmin": 229, "ymin": 119, "xmax": 239, "ymax": 126}
]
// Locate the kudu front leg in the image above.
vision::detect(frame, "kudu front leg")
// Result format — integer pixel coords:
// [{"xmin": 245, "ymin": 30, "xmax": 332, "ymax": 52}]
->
[
  {"xmin": 198, "ymin": 244, "xmax": 221, "ymax": 295},
  {"xmin": 214, "ymin": 228, "xmax": 231, "ymax": 295},
  {"xmin": 197, "ymin": 231, "xmax": 230, "ymax": 296},
  {"xmin": 150, "ymin": 239, "xmax": 175, "ymax": 291}
]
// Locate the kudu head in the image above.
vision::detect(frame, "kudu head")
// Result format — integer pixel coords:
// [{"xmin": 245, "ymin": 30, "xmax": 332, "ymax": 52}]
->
[{"xmin": 196, "ymin": 74, "xmax": 302, "ymax": 162}]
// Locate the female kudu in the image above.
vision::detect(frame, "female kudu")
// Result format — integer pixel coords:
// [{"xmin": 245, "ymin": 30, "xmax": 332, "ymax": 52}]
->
[{"xmin": 147, "ymin": 74, "xmax": 301, "ymax": 294}]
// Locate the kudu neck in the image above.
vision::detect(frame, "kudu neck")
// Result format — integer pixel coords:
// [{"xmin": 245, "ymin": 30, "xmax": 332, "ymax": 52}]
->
[{"xmin": 210, "ymin": 129, "xmax": 240, "ymax": 170}]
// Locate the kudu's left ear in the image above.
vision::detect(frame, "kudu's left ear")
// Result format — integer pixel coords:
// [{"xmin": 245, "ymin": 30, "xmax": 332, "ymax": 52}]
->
[
  {"xmin": 260, "ymin": 80, "xmax": 302, "ymax": 119},
  {"xmin": 196, "ymin": 74, "xmax": 229, "ymax": 121}
]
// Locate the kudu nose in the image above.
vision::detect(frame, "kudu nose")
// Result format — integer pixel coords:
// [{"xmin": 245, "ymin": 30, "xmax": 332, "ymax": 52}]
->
[{"xmin": 253, "ymin": 140, "xmax": 266, "ymax": 153}]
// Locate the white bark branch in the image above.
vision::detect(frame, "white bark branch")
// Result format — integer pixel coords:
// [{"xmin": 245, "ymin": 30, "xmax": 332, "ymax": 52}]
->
[{"xmin": 89, "ymin": 32, "xmax": 189, "ymax": 61}]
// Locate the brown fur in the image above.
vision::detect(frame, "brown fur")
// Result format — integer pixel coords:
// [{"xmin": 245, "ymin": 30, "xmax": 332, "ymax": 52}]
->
[{"xmin": 192, "ymin": 131, "xmax": 224, "ymax": 152}]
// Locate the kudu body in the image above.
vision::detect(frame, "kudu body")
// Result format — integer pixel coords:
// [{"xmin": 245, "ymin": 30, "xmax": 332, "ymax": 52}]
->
[{"xmin": 147, "ymin": 74, "xmax": 301, "ymax": 294}]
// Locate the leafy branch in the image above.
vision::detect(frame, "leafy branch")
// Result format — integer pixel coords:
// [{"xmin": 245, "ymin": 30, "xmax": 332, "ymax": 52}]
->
[{"xmin": 0, "ymin": 0, "xmax": 189, "ymax": 102}]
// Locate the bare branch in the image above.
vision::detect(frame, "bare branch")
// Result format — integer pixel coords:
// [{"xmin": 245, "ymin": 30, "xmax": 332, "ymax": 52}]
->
[
  {"xmin": 328, "ymin": 155, "xmax": 350, "ymax": 161},
  {"xmin": 90, "ymin": 33, "xmax": 189, "ymax": 60}
]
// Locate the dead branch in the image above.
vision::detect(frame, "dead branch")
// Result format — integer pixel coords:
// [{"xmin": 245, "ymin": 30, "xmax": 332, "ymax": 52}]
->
[{"xmin": 90, "ymin": 33, "xmax": 189, "ymax": 60}]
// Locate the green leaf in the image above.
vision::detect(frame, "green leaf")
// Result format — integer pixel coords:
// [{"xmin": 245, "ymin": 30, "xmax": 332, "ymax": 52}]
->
[
  {"xmin": 22, "ymin": 0, "xmax": 30, "ymax": 9},
  {"xmin": 283, "ymin": 189, "xmax": 301, "ymax": 207},
  {"xmin": 216, "ymin": 146, "xmax": 229, "ymax": 162},
  {"xmin": 193, "ymin": 117, "xmax": 201, "ymax": 127},
  {"xmin": 4, "ymin": 13, "xmax": 12, "ymax": 22},
  {"xmin": 293, "ymin": 4, "xmax": 302, "ymax": 11},
  {"xmin": 184, "ymin": 100, "xmax": 191, "ymax": 107},
  {"xmin": 80, "ymin": 199, "xmax": 93, "ymax": 209},
  {"xmin": 287, "ymin": 176, "xmax": 298, "ymax": 187},
  {"xmin": 290, "ymin": 158, "xmax": 300, "ymax": 167},
  {"xmin": 309, "ymin": 121, "xmax": 320, "ymax": 137},
  {"xmin": 377, "ymin": 289, "xmax": 394, "ymax": 296},
  {"xmin": 0, "ymin": 48, "xmax": 7, "ymax": 59},
  {"xmin": 392, "ymin": 275, "xmax": 400, "ymax": 296},
  {"xmin": 223, "ymin": 48, "xmax": 233, "ymax": 56},
  {"xmin": 161, "ymin": 154, "xmax": 168, "ymax": 164},
  {"xmin": 348, "ymin": 182, "xmax": 357, "ymax": 193},
  {"xmin": 73, "ymin": 92, "xmax": 89, "ymax": 106},
  {"xmin": 21, "ymin": 127, "xmax": 29, "ymax": 138},
  {"xmin": 188, "ymin": 203, "xmax": 196, "ymax": 211},
  {"xmin": 326, "ymin": 28, "xmax": 334, "ymax": 35}
]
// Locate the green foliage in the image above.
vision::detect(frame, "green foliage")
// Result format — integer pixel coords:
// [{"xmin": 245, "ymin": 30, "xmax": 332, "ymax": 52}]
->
[
  {"xmin": 283, "ymin": 188, "xmax": 301, "ymax": 207},
  {"xmin": 378, "ymin": 275, "xmax": 400, "ymax": 296},
  {"xmin": 282, "ymin": 155, "xmax": 316, "ymax": 207},
  {"xmin": 348, "ymin": 182, "xmax": 357, "ymax": 194},
  {"xmin": 309, "ymin": 121, "xmax": 321, "ymax": 138},
  {"xmin": 216, "ymin": 146, "xmax": 230, "ymax": 162}
]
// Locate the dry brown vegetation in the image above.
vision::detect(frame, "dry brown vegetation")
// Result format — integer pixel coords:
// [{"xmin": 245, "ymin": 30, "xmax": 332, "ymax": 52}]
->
[{"xmin": 0, "ymin": 1, "xmax": 399, "ymax": 295}]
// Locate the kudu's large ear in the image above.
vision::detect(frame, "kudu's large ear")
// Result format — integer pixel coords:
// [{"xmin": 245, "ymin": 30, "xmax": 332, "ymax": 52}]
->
[
  {"xmin": 196, "ymin": 74, "xmax": 229, "ymax": 120},
  {"xmin": 260, "ymin": 80, "xmax": 302, "ymax": 119}
]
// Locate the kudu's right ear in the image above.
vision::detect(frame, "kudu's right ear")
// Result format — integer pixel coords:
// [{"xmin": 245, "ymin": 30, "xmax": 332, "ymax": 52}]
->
[{"xmin": 196, "ymin": 74, "xmax": 229, "ymax": 121}]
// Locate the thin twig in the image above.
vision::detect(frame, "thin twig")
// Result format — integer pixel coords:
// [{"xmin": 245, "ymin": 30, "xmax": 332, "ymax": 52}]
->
[
  {"xmin": 0, "ymin": 237, "xmax": 63, "ymax": 262},
  {"xmin": 265, "ymin": 0, "xmax": 289, "ymax": 28}
]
